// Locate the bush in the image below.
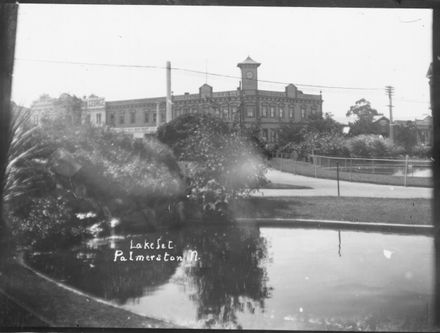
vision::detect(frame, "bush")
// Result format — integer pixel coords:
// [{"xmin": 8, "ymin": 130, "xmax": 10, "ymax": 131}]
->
[
  {"xmin": 158, "ymin": 113, "xmax": 267, "ymax": 219},
  {"xmin": 6, "ymin": 116, "xmax": 184, "ymax": 250},
  {"xmin": 411, "ymin": 145, "xmax": 432, "ymax": 158}
]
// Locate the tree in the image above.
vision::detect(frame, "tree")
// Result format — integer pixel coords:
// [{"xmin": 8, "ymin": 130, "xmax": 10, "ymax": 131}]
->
[
  {"xmin": 157, "ymin": 112, "xmax": 267, "ymax": 218},
  {"xmin": 394, "ymin": 121, "xmax": 418, "ymax": 152},
  {"xmin": 346, "ymin": 99, "xmax": 381, "ymax": 136}
]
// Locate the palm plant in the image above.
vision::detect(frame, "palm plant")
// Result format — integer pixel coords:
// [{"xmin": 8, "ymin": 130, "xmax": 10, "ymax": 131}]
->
[{"xmin": 2, "ymin": 106, "xmax": 41, "ymax": 213}]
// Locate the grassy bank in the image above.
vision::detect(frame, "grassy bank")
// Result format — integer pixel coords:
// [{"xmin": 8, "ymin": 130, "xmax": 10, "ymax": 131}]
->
[
  {"xmin": 231, "ymin": 196, "xmax": 432, "ymax": 225},
  {"xmin": 0, "ymin": 259, "xmax": 177, "ymax": 329}
]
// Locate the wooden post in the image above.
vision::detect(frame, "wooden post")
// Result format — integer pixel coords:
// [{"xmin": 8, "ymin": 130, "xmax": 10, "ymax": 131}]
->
[
  {"xmin": 404, "ymin": 154, "xmax": 409, "ymax": 187},
  {"xmin": 336, "ymin": 162, "xmax": 340, "ymax": 197},
  {"xmin": 313, "ymin": 154, "xmax": 317, "ymax": 178},
  {"xmin": 349, "ymin": 158, "xmax": 353, "ymax": 182}
]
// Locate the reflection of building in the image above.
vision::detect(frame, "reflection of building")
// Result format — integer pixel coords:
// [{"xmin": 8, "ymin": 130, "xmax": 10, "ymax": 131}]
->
[{"xmin": 105, "ymin": 57, "xmax": 323, "ymax": 140}]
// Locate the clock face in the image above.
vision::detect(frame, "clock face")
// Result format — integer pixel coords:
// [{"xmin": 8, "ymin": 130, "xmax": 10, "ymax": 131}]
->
[{"xmin": 246, "ymin": 71, "xmax": 254, "ymax": 79}]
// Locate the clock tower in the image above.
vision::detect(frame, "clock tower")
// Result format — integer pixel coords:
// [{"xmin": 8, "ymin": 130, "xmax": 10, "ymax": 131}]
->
[{"xmin": 237, "ymin": 56, "xmax": 261, "ymax": 91}]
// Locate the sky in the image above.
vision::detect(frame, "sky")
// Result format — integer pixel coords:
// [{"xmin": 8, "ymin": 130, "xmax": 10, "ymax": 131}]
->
[{"xmin": 12, "ymin": 5, "xmax": 432, "ymax": 123}]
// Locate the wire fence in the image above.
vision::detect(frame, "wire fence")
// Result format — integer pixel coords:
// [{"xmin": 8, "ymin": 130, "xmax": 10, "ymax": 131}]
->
[{"xmin": 271, "ymin": 154, "xmax": 432, "ymax": 187}]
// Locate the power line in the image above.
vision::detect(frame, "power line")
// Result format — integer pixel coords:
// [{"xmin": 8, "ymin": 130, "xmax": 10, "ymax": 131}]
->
[{"xmin": 15, "ymin": 57, "xmax": 383, "ymax": 92}]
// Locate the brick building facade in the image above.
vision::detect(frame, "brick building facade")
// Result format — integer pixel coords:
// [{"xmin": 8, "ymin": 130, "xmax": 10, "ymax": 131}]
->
[
  {"xmin": 31, "ymin": 57, "xmax": 323, "ymax": 140},
  {"xmin": 104, "ymin": 57, "xmax": 323, "ymax": 140}
]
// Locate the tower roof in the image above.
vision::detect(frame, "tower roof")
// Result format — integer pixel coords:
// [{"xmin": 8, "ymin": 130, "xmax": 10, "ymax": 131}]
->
[{"xmin": 237, "ymin": 56, "xmax": 261, "ymax": 67}]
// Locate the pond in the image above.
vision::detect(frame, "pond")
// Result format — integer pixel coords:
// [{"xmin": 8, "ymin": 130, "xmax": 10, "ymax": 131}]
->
[{"xmin": 25, "ymin": 225, "xmax": 434, "ymax": 330}]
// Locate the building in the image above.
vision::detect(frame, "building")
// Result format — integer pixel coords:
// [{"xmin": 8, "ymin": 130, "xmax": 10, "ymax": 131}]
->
[
  {"xmin": 415, "ymin": 115, "xmax": 432, "ymax": 146},
  {"xmin": 82, "ymin": 94, "xmax": 106, "ymax": 127},
  {"xmin": 30, "ymin": 93, "xmax": 82, "ymax": 126},
  {"xmin": 104, "ymin": 57, "xmax": 323, "ymax": 140},
  {"xmin": 29, "ymin": 57, "xmax": 324, "ymax": 140}
]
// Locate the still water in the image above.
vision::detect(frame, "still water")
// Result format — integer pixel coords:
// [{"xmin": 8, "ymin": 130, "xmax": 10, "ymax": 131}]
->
[{"xmin": 26, "ymin": 225, "xmax": 434, "ymax": 330}]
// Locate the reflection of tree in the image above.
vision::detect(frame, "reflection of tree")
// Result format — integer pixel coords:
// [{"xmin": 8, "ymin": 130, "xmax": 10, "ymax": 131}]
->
[
  {"xmin": 178, "ymin": 224, "xmax": 271, "ymax": 329},
  {"xmin": 25, "ymin": 238, "xmax": 180, "ymax": 304}
]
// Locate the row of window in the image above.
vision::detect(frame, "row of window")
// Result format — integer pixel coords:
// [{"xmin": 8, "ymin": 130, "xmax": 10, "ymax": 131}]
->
[
  {"xmin": 107, "ymin": 111, "xmax": 165, "ymax": 125},
  {"xmin": 106, "ymin": 103, "xmax": 319, "ymax": 125}
]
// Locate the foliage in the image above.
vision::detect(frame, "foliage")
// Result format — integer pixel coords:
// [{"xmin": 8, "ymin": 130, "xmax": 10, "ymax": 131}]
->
[
  {"xmin": 411, "ymin": 144, "xmax": 431, "ymax": 158},
  {"xmin": 278, "ymin": 112, "xmax": 341, "ymax": 147},
  {"xmin": 6, "ymin": 113, "xmax": 184, "ymax": 250},
  {"xmin": 158, "ymin": 113, "xmax": 267, "ymax": 218},
  {"xmin": 346, "ymin": 99, "xmax": 383, "ymax": 136},
  {"xmin": 346, "ymin": 98, "xmax": 379, "ymax": 119},
  {"xmin": 394, "ymin": 122, "xmax": 418, "ymax": 152}
]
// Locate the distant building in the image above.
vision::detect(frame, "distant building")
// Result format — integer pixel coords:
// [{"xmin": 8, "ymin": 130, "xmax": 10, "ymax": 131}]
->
[
  {"xmin": 393, "ymin": 115, "xmax": 432, "ymax": 147},
  {"xmin": 30, "ymin": 57, "xmax": 324, "ymax": 141},
  {"xmin": 104, "ymin": 57, "xmax": 323, "ymax": 140},
  {"xmin": 82, "ymin": 94, "xmax": 106, "ymax": 127},
  {"xmin": 30, "ymin": 93, "xmax": 82, "ymax": 125},
  {"xmin": 372, "ymin": 115, "xmax": 390, "ymax": 137},
  {"xmin": 415, "ymin": 115, "xmax": 432, "ymax": 146}
]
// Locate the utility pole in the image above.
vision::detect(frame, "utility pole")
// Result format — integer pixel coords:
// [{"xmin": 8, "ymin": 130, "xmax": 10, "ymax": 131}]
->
[{"xmin": 385, "ymin": 85, "xmax": 394, "ymax": 143}]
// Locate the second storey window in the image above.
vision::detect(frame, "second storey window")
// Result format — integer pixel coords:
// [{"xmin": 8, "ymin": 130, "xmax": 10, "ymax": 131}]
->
[
  {"xmin": 289, "ymin": 107, "xmax": 294, "ymax": 119},
  {"xmin": 270, "ymin": 107, "xmax": 275, "ymax": 118},
  {"xmin": 109, "ymin": 112, "xmax": 115, "ymax": 125},
  {"xmin": 223, "ymin": 108, "xmax": 229, "ymax": 120},
  {"xmin": 261, "ymin": 106, "xmax": 268, "ymax": 118},
  {"xmin": 246, "ymin": 107, "xmax": 255, "ymax": 118},
  {"xmin": 153, "ymin": 113, "xmax": 157, "ymax": 123},
  {"xmin": 119, "ymin": 112, "xmax": 125, "ymax": 124},
  {"xmin": 96, "ymin": 113, "xmax": 102, "ymax": 125},
  {"xmin": 130, "ymin": 111, "xmax": 136, "ymax": 124},
  {"xmin": 301, "ymin": 107, "xmax": 306, "ymax": 119},
  {"xmin": 144, "ymin": 111, "xmax": 149, "ymax": 123},
  {"xmin": 279, "ymin": 107, "xmax": 284, "ymax": 119}
]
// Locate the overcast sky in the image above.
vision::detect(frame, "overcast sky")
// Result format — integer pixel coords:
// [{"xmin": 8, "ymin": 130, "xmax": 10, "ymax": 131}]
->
[{"xmin": 12, "ymin": 5, "xmax": 432, "ymax": 122}]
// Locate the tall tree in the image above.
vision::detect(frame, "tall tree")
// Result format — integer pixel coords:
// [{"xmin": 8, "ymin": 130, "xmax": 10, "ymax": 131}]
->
[{"xmin": 346, "ymin": 99, "xmax": 380, "ymax": 136}]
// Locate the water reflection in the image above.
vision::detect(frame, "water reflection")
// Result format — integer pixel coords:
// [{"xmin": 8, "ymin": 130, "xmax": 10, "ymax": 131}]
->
[
  {"xmin": 25, "ymin": 225, "xmax": 434, "ymax": 330},
  {"xmin": 177, "ymin": 225, "xmax": 270, "ymax": 328}
]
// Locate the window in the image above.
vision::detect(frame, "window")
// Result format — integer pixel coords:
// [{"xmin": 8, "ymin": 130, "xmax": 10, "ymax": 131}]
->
[
  {"xmin": 311, "ymin": 107, "xmax": 317, "ymax": 115},
  {"xmin": 270, "ymin": 107, "xmax": 275, "ymax": 118},
  {"xmin": 96, "ymin": 113, "xmax": 102, "ymax": 125},
  {"xmin": 261, "ymin": 105, "xmax": 268, "ymax": 118},
  {"xmin": 269, "ymin": 129, "xmax": 275, "ymax": 142},
  {"xmin": 130, "ymin": 111, "xmax": 136, "ymax": 124},
  {"xmin": 160, "ymin": 112, "xmax": 165, "ymax": 122},
  {"xmin": 262, "ymin": 128, "xmax": 268, "ymax": 141},
  {"xmin": 153, "ymin": 113, "xmax": 157, "ymax": 123},
  {"xmin": 119, "ymin": 112, "xmax": 125, "ymax": 124},
  {"xmin": 144, "ymin": 111, "xmax": 149, "ymax": 123},
  {"xmin": 289, "ymin": 107, "xmax": 294, "ymax": 119},
  {"xmin": 223, "ymin": 108, "xmax": 229, "ymax": 120},
  {"xmin": 109, "ymin": 113, "xmax": 115, "ymax": 125},
  {"xmin": 301, "ymin": 107, "xmax": 306, "ymax": 119},
  {"xmin": 246, "ymin": 107, "xmax": 254, "ymax": 118},
  {"xmin": 279, "ymin": 107, "xmax": 284, "ymax": 119}
]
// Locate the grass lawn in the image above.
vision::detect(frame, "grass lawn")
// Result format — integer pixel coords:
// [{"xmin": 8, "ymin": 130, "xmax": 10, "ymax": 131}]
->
[{"xmin": 231, "ymin": 196, "xmax": 432, "ymax": 225}]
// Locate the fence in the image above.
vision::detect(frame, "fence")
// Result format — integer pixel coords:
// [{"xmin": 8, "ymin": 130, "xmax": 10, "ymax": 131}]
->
[{"xmin": 271, "ymin": 154, "xmax": 432, "ymax": 187}]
